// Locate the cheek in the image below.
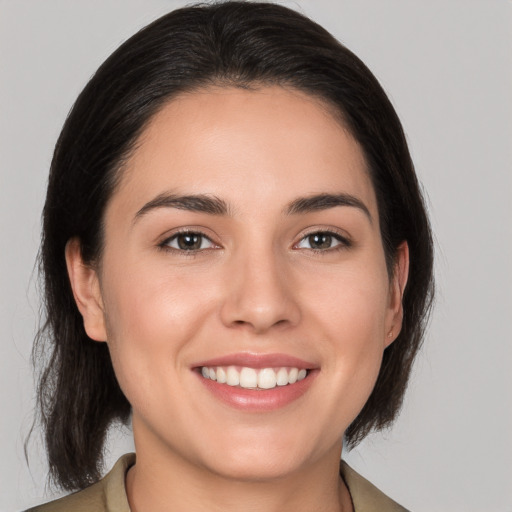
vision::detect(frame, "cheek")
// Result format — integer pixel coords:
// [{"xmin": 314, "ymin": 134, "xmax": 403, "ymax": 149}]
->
[
  {"xmin": 299, "ymin": 261, "xmax": 390, "ymax": 410},
  {"xmin": 103, "ymin": 255, "xmax": 211, "ymax": 333},
  {"xmin": 99, "ymin": 258, "xmax": 215, "ymax": 397},
  {"xmin": 301, "ymin": 257, "xmax": 390, "ymax": 338}
]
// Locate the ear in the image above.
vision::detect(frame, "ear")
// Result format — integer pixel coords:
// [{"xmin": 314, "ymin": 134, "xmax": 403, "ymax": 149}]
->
[
  {"xmin": 65, "ymin": 238, "xmax": 107, "ymax": 342},
  {"xmin": 385, "ymin": 241, "xmax": 409, "ymax": 347}
]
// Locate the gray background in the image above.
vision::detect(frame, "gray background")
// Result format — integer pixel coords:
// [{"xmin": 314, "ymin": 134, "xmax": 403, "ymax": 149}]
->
[{"xmin": 1, "ymin": 1, "xmax": 511, "ymax": 510}]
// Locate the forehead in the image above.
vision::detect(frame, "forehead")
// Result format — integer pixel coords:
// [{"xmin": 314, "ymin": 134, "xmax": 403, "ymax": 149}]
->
[{"xmin": 112, "ymin": 85, "xmax": 377, "ymax": 217}]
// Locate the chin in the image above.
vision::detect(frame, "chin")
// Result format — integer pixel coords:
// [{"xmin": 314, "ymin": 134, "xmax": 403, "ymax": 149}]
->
[
  {"xmin": 206, "ymin": 452, "xmax": 304, "ymax": 482},
  {"xmin": 195, "ymin": 430, "xmax": 323, "ymax": 482}
]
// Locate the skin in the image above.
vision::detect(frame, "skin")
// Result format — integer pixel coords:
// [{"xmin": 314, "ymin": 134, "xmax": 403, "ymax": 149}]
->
[{"xmin": 66, "ymin": 86, "xmax": 408, "ymax": 512}]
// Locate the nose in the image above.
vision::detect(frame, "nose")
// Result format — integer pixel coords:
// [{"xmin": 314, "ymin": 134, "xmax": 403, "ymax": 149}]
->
[{"xmin": 219, "ymin": 248, "xmax": 301, "ymax": 334}]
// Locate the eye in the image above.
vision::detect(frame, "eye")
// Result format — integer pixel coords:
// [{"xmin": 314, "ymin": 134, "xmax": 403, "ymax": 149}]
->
[
  {"xmin": 295, "ymin": 231, "xmax": 349, "ymax": 251},
  {"xmin": 162, "ymin": 231, "xmax": 216, "ymax": 251}
]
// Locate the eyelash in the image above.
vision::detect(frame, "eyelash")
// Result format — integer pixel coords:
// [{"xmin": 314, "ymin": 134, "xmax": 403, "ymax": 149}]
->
[
  {"xmin": 159, "ymin": 229, "xmax": 218, "ymax": 254},
  {"xmin": 294, "ymin": 230, "xmax": 352, "ymax": 252},
  {"xmin": 159, "ymin": 228, "xmax": 351, "ymax": 254}
]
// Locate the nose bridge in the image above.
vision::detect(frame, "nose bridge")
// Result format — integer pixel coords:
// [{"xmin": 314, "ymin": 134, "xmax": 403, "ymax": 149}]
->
[{"xmin": 220, "ymin": 239, "xmax": 300, "ymax": 332}]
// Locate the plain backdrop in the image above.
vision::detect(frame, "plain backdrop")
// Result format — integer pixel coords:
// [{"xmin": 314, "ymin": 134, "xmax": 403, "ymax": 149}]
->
[{"xmin": 1, "ymin": 1, "xmax": 511, "ymax": 511}]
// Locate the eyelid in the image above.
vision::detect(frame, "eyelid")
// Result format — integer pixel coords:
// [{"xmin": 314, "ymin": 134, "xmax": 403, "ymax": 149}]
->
[
  {"xmin": 293, "ymin": 227, "xmax": 353, "ymax": 250},
  {"xmin": 158, "ymin": 227, "xmax": 221, "ymax": 251},
  {"xmin": 157, "ymin": 226, "xmax": 352, "ymax": 253}
]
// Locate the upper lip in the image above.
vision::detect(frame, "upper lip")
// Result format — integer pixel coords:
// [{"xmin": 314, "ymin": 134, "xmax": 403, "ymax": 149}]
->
[{"xmin": 193, "ymin": 352, "xmax": 317, "ymax": 370}]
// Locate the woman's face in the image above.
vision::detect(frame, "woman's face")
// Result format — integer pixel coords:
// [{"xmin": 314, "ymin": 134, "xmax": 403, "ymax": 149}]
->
[{"xmin": 69, "ymin": 86, "xmax": 407, "ymax": 481}]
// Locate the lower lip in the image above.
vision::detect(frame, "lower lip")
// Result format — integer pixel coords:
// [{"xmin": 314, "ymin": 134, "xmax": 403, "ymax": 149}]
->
[{"xmin": 196, "ymin": 371, "xmax": 317, "ymax": 412}]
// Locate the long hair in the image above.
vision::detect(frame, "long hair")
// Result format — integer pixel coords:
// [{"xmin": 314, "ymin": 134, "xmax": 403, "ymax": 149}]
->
[{"xmin": 34, "ymin": 1, "xmax": 434, "ymax": 491}]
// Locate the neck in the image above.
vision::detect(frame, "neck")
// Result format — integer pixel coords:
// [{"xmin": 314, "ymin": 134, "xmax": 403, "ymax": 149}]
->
[{"xmin": 126, "ymin": 432, "xmax": 353, "ymax": 512}]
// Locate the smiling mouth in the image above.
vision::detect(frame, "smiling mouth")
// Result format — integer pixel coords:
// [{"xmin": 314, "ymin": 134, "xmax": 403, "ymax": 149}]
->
[{"xmin": 200, "ymin": 366, "xmax": 309, "ymax": 390}]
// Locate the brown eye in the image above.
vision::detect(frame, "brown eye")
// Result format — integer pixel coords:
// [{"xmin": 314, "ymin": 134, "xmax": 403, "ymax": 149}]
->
[
  {"xmin": 164, "ymin": 232, "xmax": 215, "ymax": 251},
  {"xmin": 308, "ymin": 233, "xmax": 333, "ymax": 249},
  {"xmin": 296, "ymin": 231, "xmax": 349, "ymax": 251},
  {"xmin": 177, "ymin": 233, "xmax": 202, "ymax": 250}
]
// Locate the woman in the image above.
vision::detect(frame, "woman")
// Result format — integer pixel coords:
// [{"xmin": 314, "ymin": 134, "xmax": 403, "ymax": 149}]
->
[{"xmin": 28, "ymin": 2, "xmax": 433, "ymax": 511}]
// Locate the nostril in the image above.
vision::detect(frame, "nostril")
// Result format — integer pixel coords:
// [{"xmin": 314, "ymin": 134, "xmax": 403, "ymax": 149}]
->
[{"xmin": 230, "ymin": 317, "xmax": 290, "ymax": 332}]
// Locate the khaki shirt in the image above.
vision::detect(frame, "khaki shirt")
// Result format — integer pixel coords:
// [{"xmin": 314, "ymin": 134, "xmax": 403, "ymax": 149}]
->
[{"xmin": 27, "ymin": 454, "xmax": 409, "ymax": 512}]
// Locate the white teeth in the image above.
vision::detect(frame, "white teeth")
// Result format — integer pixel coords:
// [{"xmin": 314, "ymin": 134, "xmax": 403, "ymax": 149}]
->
[
  {"xmin": 239, "ymin": 367, "xmax": 258, "ymax": 388},
  {"xmin": 216, "ymin": 367, "xmax": 227, "ymax": 384},
  {"xmin": 276, "ymin": 367, "xmax": 289, "ymax": 386},
  {"xmin": 201, "ymin": 365, "xmax": 309, "ymax": 389},
  {"xmin": 258, "ymin": 368, "xmax": 277, "ymax": 389},
  {"xmin": 226, "ymin": 366, "xmax": 240, "ymax": 386}
]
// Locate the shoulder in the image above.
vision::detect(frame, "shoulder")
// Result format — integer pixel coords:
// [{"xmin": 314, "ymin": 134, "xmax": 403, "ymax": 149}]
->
[
  {"xmin": 25, "ymin": 453, "xmax": 135, "ymax": 512},
  {"xmin": 340, "ymin": 461, "xmax": 410, "ymax": 512}
]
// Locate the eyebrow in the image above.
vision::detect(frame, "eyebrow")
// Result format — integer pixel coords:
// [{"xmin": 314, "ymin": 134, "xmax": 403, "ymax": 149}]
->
[
  {"xmin": 134, "ymin": 193, "xmax": 230, "ymax": 221},
  {"xmin": 133, "ymin": 191, "xmax": 371, "ymax": 223},
  {"xmin": 286, "ymin": 193, "xmax": 372, "ymax": 222}
]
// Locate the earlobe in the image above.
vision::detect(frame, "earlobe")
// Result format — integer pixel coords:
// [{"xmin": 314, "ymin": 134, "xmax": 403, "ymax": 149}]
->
[
  {"xmin": 385, "ymin": 241, "xmax": 409, "ymax": 347},
  {"xmin": 65, "ymin": 238, "xmax": 107, "ymax": 342}
]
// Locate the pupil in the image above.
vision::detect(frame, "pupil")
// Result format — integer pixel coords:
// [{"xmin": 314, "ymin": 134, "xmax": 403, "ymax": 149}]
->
[
  {"xmin": 309, "ymin": 233, "xmax": 331, "ymax": 249},
  {"xmin": 178, "ymin": 233, "xmax": 201, "ymax": 250}
]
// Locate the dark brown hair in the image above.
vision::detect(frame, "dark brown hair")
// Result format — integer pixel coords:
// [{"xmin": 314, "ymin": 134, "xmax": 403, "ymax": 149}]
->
[{"xmin": 34, "ymin": 0, "xmax": 434, "ymax": 491}]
